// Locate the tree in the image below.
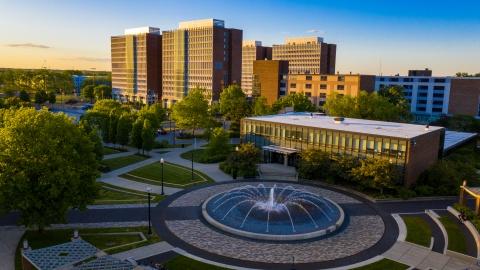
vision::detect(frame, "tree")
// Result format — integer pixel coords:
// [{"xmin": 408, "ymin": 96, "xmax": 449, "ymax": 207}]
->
[
  {"xmin": 351, "ymin": 158, "xmax": 399, "ymax": 194},
  {"xmin": 0, "ymin": 108, "xmax": 99, "ymax": 230},
  {"xmin": 116, "ymin": 113, "xmax": 133, "ymax": 148},
  {"xmin": 171, "ymin": 87, "xmax": 211, "ymax": 137},
  {"xmin": 330, "ymin": 154, "xmax": 360, "ymax": 182},
  {"xmin": 130, "ymin": 118, "xmax": 143, "ymax": 152},
  {"xmin": 141, "ymin": 119, "xmax": 155, "ymax": 154},
  {"xmin": 94, "ymin": 85, "xmax": 112, "ymax": 100},
  {"xmin": 221, "ymin": 143, "xmax": 260, "ymax": 178},
  {"xmin": 378, "ymin": 85, "xmax": 407, "ymax": 106},
  {"xmin": 206, "ymin": 127, "xmax": 230, "ymax": 156},
  {"xmin": 137, "ymin": 103, "xmax": 166, "ymax": 130},
  {"xmin": 19, "ymin": 90, "xmax": 30, "ymax": 102},
  {"xmin": 107, "ymin": 111, "xmax": 118, "ymax": 144},
  {"xmin": 47, "ymin": 91, "xmax": 56, "ymax": 104},
  {"xmin": 82, "ymin": 85, "xmax": 95, "ymax": 103},
  {"xmin": 324, "ymin": 91, "xmax": 411, "ymax": 122},
  {"xmin": 252, "ymin": 96, "xmax": 271, "ymax": 116},
  {"xmin": 297, "ymin": 149, "xmax": 332, "ymax": 181},
  {"xmin": 34, "ymin": 90, "xmax": 48, "ymax": 104},
  {"xmin": 219, "ymin": 84, "xmax": 250, "ymax": 122},
  {"xmin": 272, "ymin": 93, "xmax": 316, "ymax": 113}
]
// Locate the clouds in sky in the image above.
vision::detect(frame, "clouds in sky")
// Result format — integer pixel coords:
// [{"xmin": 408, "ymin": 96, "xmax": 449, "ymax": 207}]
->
[
  {"xmin": 6, "ymin": 43, "xmax": 50, "ymax": 49},
  {"xmin": 306, "ymin": 29, "xmax": 325, "ymax": 35}
]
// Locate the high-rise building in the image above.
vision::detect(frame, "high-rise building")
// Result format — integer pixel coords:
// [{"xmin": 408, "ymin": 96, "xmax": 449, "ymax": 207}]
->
[
  {"xmin": 272, "ymin": 37, "xmax": 336, "ymax": 75},
  {"xmin": 111, "ymin": 27, "xmax": 162, "ymax": 104},
  {"xmin": 161, "ymin": 19, "xmax": 242, "ymax": 107},
  {"xmin": 288, "ymin": 74, "xmax": 375, "ymax": 107},
  {"xmin": 241, "ymin": 40, "xmax": 272, "ymax": 96},
  {"xmin": 252, "ymin": 60, "xmax": 288, "ymax": 105}
]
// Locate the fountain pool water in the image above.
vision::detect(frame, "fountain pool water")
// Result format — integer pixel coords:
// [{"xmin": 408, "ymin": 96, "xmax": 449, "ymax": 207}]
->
[{"xmin": 202, "ymin": 184, "xmax": 345, "ymax": 241}]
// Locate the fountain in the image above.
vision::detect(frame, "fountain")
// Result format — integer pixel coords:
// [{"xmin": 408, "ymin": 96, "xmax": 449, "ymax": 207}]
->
[{"xmin": 202, "ymin": 184, "xmax": 345, "ymax": 241}]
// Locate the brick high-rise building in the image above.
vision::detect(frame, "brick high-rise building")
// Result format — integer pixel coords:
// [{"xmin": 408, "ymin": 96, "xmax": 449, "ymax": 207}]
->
[
  {"xmin": 272, "ymin": 36, "xmax": 336, "ymax": 75},
  {"xmin": 252, "ymin": 60, "xmax": 289, "ymax": 105},
  {"xmin": 111, "ymin": 27, "xmax": 162, "ymax": 104},
  {"xmin": 241, "ymin": 40, "xmax": 272, "ymax": 96},
  {"xmin": 161, "ymin": 19, "xmax": 242, "ymax": 107}
]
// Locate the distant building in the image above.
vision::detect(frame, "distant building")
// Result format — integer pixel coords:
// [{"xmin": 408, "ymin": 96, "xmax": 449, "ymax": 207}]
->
[
  {"xmin": 111, "ymin": 26, "xmax": 162, "ymax": 104},
  {"xmin": 375, "ymin": 70, "xmax": 480, "ymax": 121},
  {"xmin": 241, "ymin": 112, "xmax": 446, "ymax": 186},
  {"xmin": 272, "ymin": 37, "xmax": 336, "ymax": 75},
  {"xmin": 161, "ymin": 18, "xmax": 242, "ymax": 107},
  {"xmin": 408, "ymin": 68, "xmax": 432, "ymax": 77},
  {"xmin": 72, "ymin": 75, "xmax": 86, "ymax": 95},
  {"xmin": 241, "ymin": 40, "xmax": 272, "ymax": 96},
  {"xmin": 252, "ymin": 60, "xmax": 289, "ymax": 105},
  {"xmin": 288, "ymin": 74, "xmax": 375, "ymax": 107}
]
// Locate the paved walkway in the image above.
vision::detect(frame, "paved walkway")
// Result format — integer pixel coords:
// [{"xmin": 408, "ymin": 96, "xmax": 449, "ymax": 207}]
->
[
  {"xmin": 102, "ymin": 151, "xmax": 134, "ymax": 160},
  {"xmin": 112, "ymin": 241, "xmax": 174, "ymax": 261},
  {"xmin": 99, "ymin": 140, "xmax": 233, "ymax": 194},
  {"xmin": 384, "ymin": 241, "xmax": 480, "ymax": 270},
  {"xmin": 0, "ymin": 227, "xmax": 25, "ymax": 270}
]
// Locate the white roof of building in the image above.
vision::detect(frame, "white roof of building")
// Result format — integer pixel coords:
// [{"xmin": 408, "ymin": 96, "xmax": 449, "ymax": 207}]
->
[
  {"xmin": 124, "ymin": 26, "xmax": 160, "ymax": 35},
  {"xmin": 245, "ymin": 113, "xmax": 444, "ymax": 139},
  {"xmin": 444, "ymin": 130, "xmax": 477, "ymax": 151}
]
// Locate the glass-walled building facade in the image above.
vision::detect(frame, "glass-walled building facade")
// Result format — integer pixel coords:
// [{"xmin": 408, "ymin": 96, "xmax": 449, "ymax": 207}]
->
[{"xmin": 241, "ymin": 113, "xmax": 445, "ymax": 186}]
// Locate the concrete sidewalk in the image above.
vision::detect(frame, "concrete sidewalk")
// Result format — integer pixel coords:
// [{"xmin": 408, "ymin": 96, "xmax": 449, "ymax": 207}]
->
[
  {"xmin": 99, "ymin": 176, "xmax": 182, "ymax": 195},
  {"xmin": 384, "ymin": 241, "xmax": 480, "ymax": 270},
  {"xmin": 0, "ymin": 227, "xmax": 25, "ymax": 270},
  {"xmin": 112, "ymin": 241, "xmax": 174, "ymax": 261}
]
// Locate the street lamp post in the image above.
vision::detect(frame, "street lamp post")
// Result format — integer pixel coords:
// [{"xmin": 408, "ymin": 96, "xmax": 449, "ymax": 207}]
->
[
  {"xmin": 146, "ymin": 187, "xmax": 152, "ymax": 235},
  {"xmin": 233, "ymin": 146, "xmax": 239, "ymax": 180},
  {"xmin": 160, "ymin": 158, "xmax": 165, "ymax": 195}
]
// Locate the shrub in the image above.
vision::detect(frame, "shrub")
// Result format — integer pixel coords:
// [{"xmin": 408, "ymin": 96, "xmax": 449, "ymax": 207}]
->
[
  {"xmin": 414, "ymin": 185, "xmax": 435, "ymax": 196},
  {"xmin": 221, "ymin": 143, "xmax": 260, "ymax": 178},
  {"xmin": 206, "ymin": 127, "xmax": 230, "ymax": 157},
  {"xmin": 297, "ymin": 149, "xmax": 331, "ymax": 181},
  {"xmin": 154, "ymin": 140, "xmax": 169, "ymax": 148},
  {"xmin": 397, "ymin": 187, "xmax": 416, "ymax": 199}
]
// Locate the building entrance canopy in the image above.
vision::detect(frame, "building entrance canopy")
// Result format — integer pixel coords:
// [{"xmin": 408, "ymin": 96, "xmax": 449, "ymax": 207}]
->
[{"xmin": 262, "ymin": 145, "xmax": 298, "ymax": 155}]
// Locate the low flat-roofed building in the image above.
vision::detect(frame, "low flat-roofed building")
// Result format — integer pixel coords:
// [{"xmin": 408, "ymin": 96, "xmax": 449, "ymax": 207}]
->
[
  {"xmin": 288, "ymin": 74, "xmax": 375, "ymax": 107},
  {"xmin": 241, "ymin": 112, "xmax": 446, "ymax": 186}
]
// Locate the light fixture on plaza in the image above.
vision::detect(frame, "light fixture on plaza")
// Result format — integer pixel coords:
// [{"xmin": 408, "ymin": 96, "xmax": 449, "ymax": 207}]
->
[{"xmin": 160, "ymin": 158, "xmax": 165, "ymax": 195}]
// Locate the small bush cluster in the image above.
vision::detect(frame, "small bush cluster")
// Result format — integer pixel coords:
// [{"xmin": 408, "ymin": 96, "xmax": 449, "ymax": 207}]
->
[
  {"xmin": 220, "ymin": 143, "xmax": 260, "ymax": 178},
  {"xmin": 453, "ymin": 203, "xmax": 480, "ymax": 232}
]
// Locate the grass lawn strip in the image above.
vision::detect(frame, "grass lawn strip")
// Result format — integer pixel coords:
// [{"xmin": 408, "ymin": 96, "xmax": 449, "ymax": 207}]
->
[
  {"xmin": 164, "ymin": 255, "xmax": 228, "ymax": 270},
  {"xmin": 402, "ymin": 215, "xmax": 432, "ymax": 247},
  {"xmin": 94, "ymin": 184, "xmax": 163, "ymax": 205},
  {"xmin": 15, "ymin": 227, "xmax": 161, "ymax": 270},
  {"xmin": 350, "ymin": 258, "xmax": 409, "ymax": 270},
  {"xmin": 101, "ymin": 154, "xmax": 148, "ymax": 171},
  {"xmin": 103, "ymin": 146, "xmax": 122, "ymax": 155},
  {"xmin": 122, "ymin": 162, "xmax": 213, "ymax": 187},
  {"xmin": 439, "ymin": 215, "xmax": 468, "ymax": 254}
]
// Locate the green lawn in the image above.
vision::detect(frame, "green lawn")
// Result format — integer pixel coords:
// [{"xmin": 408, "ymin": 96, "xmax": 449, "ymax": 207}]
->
[
  {"xmin": 440, "ymin": 215, "xmax": 468, "ymax": 254},
  {"xmin": 351, "ymin": 258, "xmax": 408, "ymax": 270},
  {"xmin": 180, "ymin": 145, "xmax": 236, "ymax": 164},
  {"xmin": 94, "ymin": 183, "xmax": 165, "ymax": 205},
  {"xmin": 101, "ymin": 154, "xmax": 148, "ymax": 172},
  {"xmin": 165, "ymin": 256, "xmax": 227, "ymax": 270},
  {"xmin": 121, "ymin": 162, "xmax": 214, "ymax": 188},
  {"xmin": 15, "ymin": 226, "xmax": 161, "ymax": 270},
  {"xmin": 403, "ymin": 216, "xmax": 432, "ymax": 247}
]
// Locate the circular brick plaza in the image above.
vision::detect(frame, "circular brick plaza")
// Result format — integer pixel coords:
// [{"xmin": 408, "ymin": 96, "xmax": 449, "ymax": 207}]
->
[{"xmin": 153, "ymin": 181, "xmax": 398, "ymax": 270}]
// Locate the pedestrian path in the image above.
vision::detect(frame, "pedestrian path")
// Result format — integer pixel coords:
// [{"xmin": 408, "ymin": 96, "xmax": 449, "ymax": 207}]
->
[
  {"xmin": 383, "ymin": 241, "xmax": 480, "ymax": 270},
  {"xmin": 100, "ymin": 176, "xmax": 182, "ymax": 195},
  {"xmin": 0, "ymin": 227, "xmax": 25, "ymax": 270},
  {"xmin": 112, "ymin": 241, "xmax": 174, "ymax": 261},
  {"xmin": 102, "ymin": 151, "xmax": 135, "ymax": 160}
]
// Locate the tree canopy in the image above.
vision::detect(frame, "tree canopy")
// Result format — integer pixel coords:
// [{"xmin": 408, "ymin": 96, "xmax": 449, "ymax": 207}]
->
[
  {"xmin": 272, "ymin": 93, "xmax": 316, "ymax": 113},
  {"xmin": 219, "ymin": 84, "xmax": 250, "ymax": 122},
  {"xmin": 0, "ymin": 108, "xmax": 99, "ymax": 230},
  {"xmin": 171, "ymin": 87, "xmax": 211, "ymax": 135},
  {"xmin": 94, "ymin": 85, "xmax": 112, "ymax": 100},
  {"xmin": 323, "ymin": 91, "xmax": 411, "ymax": 122}
]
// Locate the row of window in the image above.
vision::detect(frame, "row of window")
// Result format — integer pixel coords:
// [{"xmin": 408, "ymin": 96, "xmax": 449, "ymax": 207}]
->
[
  {"xmin": 290, "ymin": 83, "xmax": 345, "ymax": 90},
  {"xmin": 378, "ymin": 77, "xmax": 447, "ymax": 83}
]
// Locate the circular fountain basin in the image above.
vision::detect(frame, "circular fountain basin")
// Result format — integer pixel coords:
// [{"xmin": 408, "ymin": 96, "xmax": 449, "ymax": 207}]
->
[{"xmin": 202, "ymin": 184, "xmax": 345, "ymax": 241}]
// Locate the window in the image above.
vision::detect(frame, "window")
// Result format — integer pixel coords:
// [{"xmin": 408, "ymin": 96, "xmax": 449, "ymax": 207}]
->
[
  {"xmin": 417, "ymin": 100, "xmax": 427, "ymax": 104},
  {"xmin": 305, "ymin": 84, "xmax": 312, "ymax": 89},
  {"xmin": 338, "ymin": 76, "xmax": 345, "ymax": 82},
  {"xmin": 389, "ymin": 78, "xmax": 399, "ymax": 82},
  {"xmin": 433, "ymin": 108, "xmax": 443, "ymax": 113},
  {"xmin": 337, "ymin": 85, "xmax": 345, "ymax": 90},
  {"xmin": 319, "ymin": 93, "xmax": 327, "ymax": 98},
  {"xmin": 320, "ymin": 75, "xmax": 327, "ymax": 81},
  {"xmin": 420, "ymin": 78, "xmax": 430, "ymax": 83},
  {"xmin": 320, "ymin": 84, "xmax": 327, "ymax": 89},
  {"xmin": 434, "ymin": 78, "xmax": 446, "ymax": 83},
  {"xmin": 290, "ymin": 83, "xmax": 296, "ymax": 88},
  {"xmin": 433, "ymin": 100, "xmax": 443, "ymax": 105},
  {"xmin": 403, "ymin": 78, "xmax": 413, "ymax": 82},
  {"xmin": 305, "ymin": 92, "xmax": 312, "ymax": 97},
  {"xmin": 306, "ymin": 75, "xmax": 312, "ymax": 81},
  {"xmin": 379, "ymin": 77, "xmax": 385, "ymax": 81},
  {"xmin": 418, "ymin": 85, "xmax": 428, "ymax": 90},
  {"xmin": 433, "ymin": 93, "xmax": 444, "ymax": 98},
  {"xmin": 418, "ymin": 92, "xmax": 428, "ymax": 97},
  {"xmin": 433, "ymin": 85, "xmax": 444, "ymax": 90}
]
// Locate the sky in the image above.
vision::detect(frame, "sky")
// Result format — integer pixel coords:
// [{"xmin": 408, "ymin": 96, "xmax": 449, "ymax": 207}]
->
[{"xmin": 0, "ymin": 0, "xmax": 479, "ymax": 75}]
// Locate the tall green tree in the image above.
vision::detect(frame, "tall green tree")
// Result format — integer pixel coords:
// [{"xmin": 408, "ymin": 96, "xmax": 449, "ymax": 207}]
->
[
  {"xmin": 82, "ymin": 85, "xmax": 95, "ymax": 103},
  {"xmin": 19, "ymin": 90, "xmax": 30, "ymax": 102},
  {"xmin": 116, "ymin": 113, "xmax": 133, "ymax": 148},
  {"xmin": 219, "ymin": 84, "xmax": 250, "ymax": 122},
  {"xmin": 206, "ymin": 127, "xmax": 230, "ymax": 156},
  {"xmin": 0, "ymin": 108, "xmax": 99, "ymax": 230},
  {"xmin": 141, "ymin": 119, "xmax": 155, "ymax": 154},
  {"xmin": 130, "ymin": 118, "xmax": 143, "ymax": 153},
  {"xmin": 94, "ymin": 85, "xmax": 112, "ymax": 100},
  {"xmin": 47, "ymin": 91, "xmax": 56, "ymax": 104},
  {"xmin": 252, "ymin": 96, "xmax": 271, "ymax": 116},
  {"xmin": 272, "ymin": 93, "xmax": 315, "ymax": 113},
  {"xmin": 171, "ymin": 87, "xmax": 211, "ymax": 137}
]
